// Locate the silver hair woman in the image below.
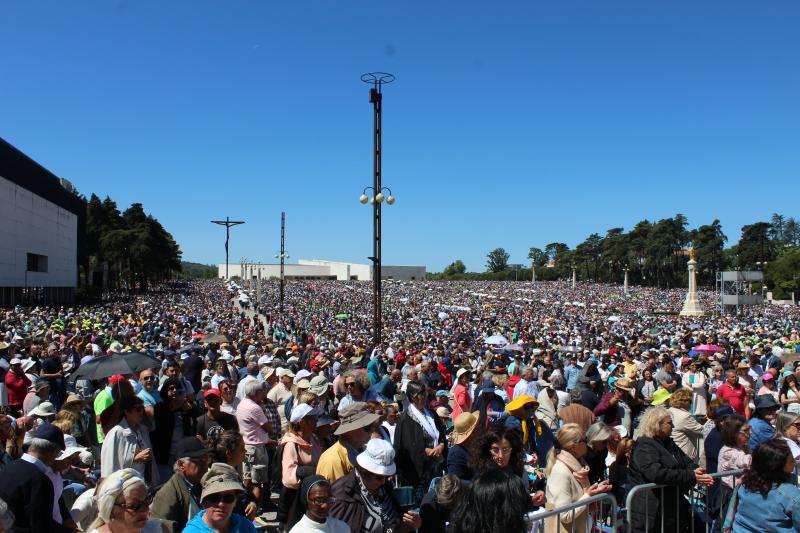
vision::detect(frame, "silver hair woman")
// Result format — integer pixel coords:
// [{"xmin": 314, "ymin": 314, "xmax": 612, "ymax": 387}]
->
[
  {"xmin": 627, "ymin": 406, "xmax": 713, "ymax": 533},
  {"xmin": 87, "ymin": 468, "xmax": 165, "ymax": 533},
  {"xmin": 774, "ymin": 411, "xmax": 800, "ymax": 459}
]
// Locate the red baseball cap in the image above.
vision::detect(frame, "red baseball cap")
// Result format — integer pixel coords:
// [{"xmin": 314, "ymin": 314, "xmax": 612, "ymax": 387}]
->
[{"xmin": 204, "ymin": 388, "xmax": 221, "ymax": 399}]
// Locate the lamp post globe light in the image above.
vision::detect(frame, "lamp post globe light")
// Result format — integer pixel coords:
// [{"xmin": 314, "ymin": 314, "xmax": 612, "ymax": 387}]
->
[{"xmin": 360, "ymin": 71, "xmax": 395, "ymax": 348}]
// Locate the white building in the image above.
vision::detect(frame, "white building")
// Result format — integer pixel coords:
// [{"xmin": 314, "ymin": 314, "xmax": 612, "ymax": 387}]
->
[
  {"xmin": 219, "ymin": 259, "xmax": 426, "ymax": 281},
  {"xmin": 0, "ymin": 138, "xmax": 85, "ymax": 306}
]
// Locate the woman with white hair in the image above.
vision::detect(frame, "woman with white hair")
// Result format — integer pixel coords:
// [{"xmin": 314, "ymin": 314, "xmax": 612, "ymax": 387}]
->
[
  {"xmin": 627, "ymin": 406, "xmax": 713, "ymax": 533},
  {"xmin": 86, "ymin": 468, "xmax": 165, "ymax": 533}
]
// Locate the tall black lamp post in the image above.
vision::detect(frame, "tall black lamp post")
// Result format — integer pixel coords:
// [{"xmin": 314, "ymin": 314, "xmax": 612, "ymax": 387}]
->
[{"xmin": 359, "ymin": 72, "xmax": 395, "ymax": 348}]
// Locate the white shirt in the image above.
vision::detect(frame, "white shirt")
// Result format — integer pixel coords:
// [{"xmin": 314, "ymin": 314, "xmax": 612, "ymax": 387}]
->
[
  {"xmin": 236, "ymin": 375, "xmax": 260, "ymax": 400},
  {"xmin": 289, "ymin": 514, "xmax": 350, "ymax": 533}
]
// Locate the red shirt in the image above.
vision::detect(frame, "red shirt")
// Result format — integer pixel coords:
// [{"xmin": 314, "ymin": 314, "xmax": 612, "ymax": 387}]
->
[
  {"xmin": 716, "ymin": 382, "xmax": 747, "ymax": 415},
  {"xmin": 4, "ymin": 371, "xmax": 31, "ymax": 407}
]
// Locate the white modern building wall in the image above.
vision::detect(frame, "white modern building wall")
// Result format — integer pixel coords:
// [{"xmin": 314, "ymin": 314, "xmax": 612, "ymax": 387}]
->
[
  {"xmin": 0, "ymin": 175, "xmax": 78, "ymax": 288},
  {"xmin": 218, "ymin": 259, "xmax": 426, "ymax": 281}
]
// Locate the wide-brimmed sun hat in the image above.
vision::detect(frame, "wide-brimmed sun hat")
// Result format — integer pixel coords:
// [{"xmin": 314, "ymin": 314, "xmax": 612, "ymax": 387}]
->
[
  {"xmin": 30, "ymin": 401, "xmax": 56, "ymax": 418},
  {"xmin": 451, "ymin": 412, "xmax": 479, "ymax": 445},
  {"xmin": 334, "ymin": 403, "xmax": 380, "ymax": 435},
  {"xmin": 651, "ymin": 388, "xmax": 672, "ymax": 406},
  {"xmin": 356, "ymin": 438, "xmax": 396, "ymax": 476}
]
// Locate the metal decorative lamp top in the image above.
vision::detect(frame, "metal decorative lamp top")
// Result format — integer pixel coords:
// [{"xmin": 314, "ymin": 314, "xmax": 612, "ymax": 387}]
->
[{"xmin": 361, "ymin": 72, "xmax": 395, "ymax": 86}]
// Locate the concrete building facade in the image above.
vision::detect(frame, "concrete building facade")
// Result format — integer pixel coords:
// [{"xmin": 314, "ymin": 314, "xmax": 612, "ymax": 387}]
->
[
  {"xmin": 219, "ymin": 259, "xmax": 426, "ymax": 281},
  {"xmin": 0, "ymin": 138, "xmax": 85, "ymax": 306}
]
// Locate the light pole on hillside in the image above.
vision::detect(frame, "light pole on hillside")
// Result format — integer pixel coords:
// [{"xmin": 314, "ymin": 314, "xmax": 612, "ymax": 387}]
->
[
  {"xmin": 274, "ymin": 211, "xmax": 289, "ymax": 314},
  {"xmin": 359, "ymin": 72, "xmax": 395, "ymax": 348}
]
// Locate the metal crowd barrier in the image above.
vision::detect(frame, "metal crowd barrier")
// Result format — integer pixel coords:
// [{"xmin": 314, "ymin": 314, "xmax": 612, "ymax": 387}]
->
[
  {"xmin": 527, "ymin": 492, "xmax": 619, "ymax": 533},
  {"xmin": 623, "ymin": 469, "xmax": 745, "ymax": 533}
]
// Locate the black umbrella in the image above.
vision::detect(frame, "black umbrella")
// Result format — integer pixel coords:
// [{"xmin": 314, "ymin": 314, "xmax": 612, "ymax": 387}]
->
[{"xmin": 69, "ymin": 352, "xmax": 162, "ymax": 382}]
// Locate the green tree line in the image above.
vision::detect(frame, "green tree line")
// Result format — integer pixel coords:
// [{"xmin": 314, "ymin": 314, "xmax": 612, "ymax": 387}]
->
[
  {"xmin": 431, "ymin": 213, "xmax": 800, "ymax": 298},
  {"xmin": 84, "ymin": 194, "xmax": 182, "ymax": 289}
]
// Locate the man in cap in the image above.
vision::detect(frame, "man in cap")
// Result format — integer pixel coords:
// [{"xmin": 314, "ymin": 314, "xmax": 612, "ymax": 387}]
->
[
  {"xmin": 267, "ymin": 367, "xmax": 295, "ymax": 433},
  {"xmin": 23, "ymin": 378, "xmax": 50, "ymax": 416},
  {"xmin": 151, "ymin": 437, "xmax": 211, "ymax": 532},
  {"xmin": 316, "ymin": 402, "xmax": 379, "ymax": 483},
  {"xmin": 0, "ymin": 423, "xmax": 76, "ymax": 532},
  {"xmin": 195, "ymin": 388, "xmax": 238, "ymax": 441},
  {"xmin": 593, "ymin": 377, "xmax": 639, "ymax": 435}
]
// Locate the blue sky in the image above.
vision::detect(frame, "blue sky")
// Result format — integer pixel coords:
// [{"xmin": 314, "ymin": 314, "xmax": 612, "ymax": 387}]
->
[{"xmin": 3, "ymin": 1, "xmax": 798, "ymax": 272}]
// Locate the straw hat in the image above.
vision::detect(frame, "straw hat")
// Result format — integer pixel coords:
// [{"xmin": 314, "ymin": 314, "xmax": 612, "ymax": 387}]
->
[{"xmin": 451, "ymin": 412, "xmax": 479, "ymax": 445}]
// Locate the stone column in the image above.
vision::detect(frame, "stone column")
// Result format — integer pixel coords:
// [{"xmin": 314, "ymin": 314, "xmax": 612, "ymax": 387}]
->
[{"xmin": 680, "ymin": 256, "xmax": 704, "ymax": 316}]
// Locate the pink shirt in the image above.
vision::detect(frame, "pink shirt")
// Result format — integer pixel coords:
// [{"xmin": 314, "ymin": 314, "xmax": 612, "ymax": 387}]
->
[
  {"xmin": 452, "ymin": 384, "xmax": 471, "ymax": 422},
  {"xmin": 236, "ymin": 398, "xmax": 270, "ymax": 445}
]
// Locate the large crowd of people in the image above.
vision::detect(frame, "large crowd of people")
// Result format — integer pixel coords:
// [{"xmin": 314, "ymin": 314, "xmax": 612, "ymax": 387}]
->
[{"xmin": 0, "ymin": 277, "xmax": 798, "ymax": 533}]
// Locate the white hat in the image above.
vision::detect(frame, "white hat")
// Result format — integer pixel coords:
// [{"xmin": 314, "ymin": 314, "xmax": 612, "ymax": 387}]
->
[
  {"xmin": 289, "ymin": 403, "xmax": 323, "ymax": 424},
  {"xmin": 614, "ymin": 424, "xmax": 629, "ymax": 439},
  {"xmin": 21, "ymin": 359, "xmax": 36, "ymax": 372},
  {"xmin": 220, "ymin": 353, "xmax": 234, "ymax": 363},
  {"xmin": 456, "ymin": 368, "xmax": 470, "ymax": 379},
  {"xmin": 356, "ymin": 438, "xmax": 396, "ymax": 476},
  {"xmin": 257, "ymin": 355, "xmax": 273, "ymax": 366},
  {"xmin": 293, "ymin": 369, "xmax": 312, "ymax": 384},
  {"xmin": 276, "ymin": 368, "xmax": 295, "ymax": 378},
  {"xmin": 30, "ymin": 402, "xmax": 56, "ymax": 418},
  {"xmin": 57, "ymin": 446, "xmax": 89, "ymax": 461},
  {"xmin": 10, "ymin": 358, "xmax": 21, "ymax": 366}
]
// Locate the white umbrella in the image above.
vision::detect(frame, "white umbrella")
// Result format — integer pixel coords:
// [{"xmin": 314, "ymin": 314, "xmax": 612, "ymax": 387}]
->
[{"xmin": 484, "ymin": 335, "xmax": 509, "ymax": 346}]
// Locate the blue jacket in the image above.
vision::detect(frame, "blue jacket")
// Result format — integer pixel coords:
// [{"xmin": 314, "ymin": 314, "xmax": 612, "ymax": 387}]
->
[
  {"xmin": 733, "ymin": 482, "xmax": 800, "ymax": 532},
  {"xmin": 747, "ymin": 417, "xmax": 775, "ymax": 451},
  {"xmin": 182, "ymin": 510, "xmax": 257, "ymax": 533}
]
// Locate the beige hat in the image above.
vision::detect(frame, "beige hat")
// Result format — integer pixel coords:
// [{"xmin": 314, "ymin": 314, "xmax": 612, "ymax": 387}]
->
[
  {"xmin": 200, "ymin": 462, "xmax": 245, "ymax": 502},
  {"xmin": 614, "ymin": 377, "xmax": 634, "ymax": 393},
  {"xmin": 451, "ymin": 412, "xmax": 479, "ymax": 445},
  {"xmin": 334, "ymin": 403, "xmax": 380, "ymax": 435},
  {"xmin": 30, "ymin": 401, "xmax": 56, "ymax": 418}
]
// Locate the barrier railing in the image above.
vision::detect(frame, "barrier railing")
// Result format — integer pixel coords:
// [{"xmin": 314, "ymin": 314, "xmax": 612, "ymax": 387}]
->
[
  {"xmin": 527, "ymin": 492, "xmax": 619, "ymax": 533},
  {"xmin": 623, "ymin": 469, "xmax": 745, "ymax": 533}
]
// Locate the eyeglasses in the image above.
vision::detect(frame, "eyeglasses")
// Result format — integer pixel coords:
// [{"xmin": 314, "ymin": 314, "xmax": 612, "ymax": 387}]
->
[
  {"xmin": 116, "ymin": 494, "xmax": 153, "ymax": 512},
  {"xmin": 203, "ymin": 492, "xmax": 237, "ymax": 505},
  {"xmin": 345, "ymin": 382, "xmax": 357, "ymax": 388},
  {"xmin": 308, "ymin": 497, "xmax": 335, "ymax": 506},
  {"xmin": 141, "ymin": 375, "xmax": 157, "ymax": 381},
  {"xmin": 791, "ymin": 422, "xmax": 800, "ymax": 429},
  {"xmin": 739, "ymin": 427, "xmax": 752, "ymax": 435}
]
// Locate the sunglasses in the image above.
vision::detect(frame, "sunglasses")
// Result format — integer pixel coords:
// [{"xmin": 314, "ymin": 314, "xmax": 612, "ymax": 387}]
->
[
  {"xmin": 204, "ymin": 492, "xmax": 237, "ymax": 505},
  {"xmin": 116, "ymin": 494, "xmax": 153, "ymax": 512}
]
